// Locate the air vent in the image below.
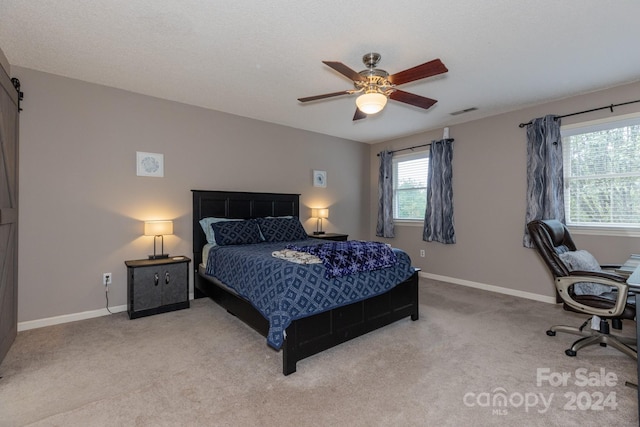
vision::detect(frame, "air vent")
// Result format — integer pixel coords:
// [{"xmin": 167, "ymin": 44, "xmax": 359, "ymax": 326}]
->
[{"xmin": 450, "ymin": 107, "xmax": 478, "ymax": 116}]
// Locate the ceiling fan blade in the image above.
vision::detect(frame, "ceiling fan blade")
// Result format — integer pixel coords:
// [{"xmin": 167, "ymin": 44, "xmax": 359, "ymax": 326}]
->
[
  {"xmin": 353, "ymin": 108, "xmax": 367, "ymax": 121},
  {"xmin": 388, "ymin": 59, "xmax": 448, "ymax": 86},
  {"xmin": 389, "ymin": 90, "xmax": 438, "ymax": 110},
  {"xmin": 298, "ymin": 90, "xmax": 351, "ymax": 103},
  {"xmin": 323, "ymin": 61, "xmax": 367, "ymax": 82}
]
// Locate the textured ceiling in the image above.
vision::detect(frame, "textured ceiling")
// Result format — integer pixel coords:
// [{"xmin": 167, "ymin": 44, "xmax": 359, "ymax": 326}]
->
[{"xmin": 1, "ymin": 1, "xmax": 640, "ymax": 143}]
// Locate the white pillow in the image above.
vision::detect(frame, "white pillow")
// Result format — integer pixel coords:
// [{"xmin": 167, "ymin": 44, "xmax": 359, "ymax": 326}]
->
[{"xmin": 558, "ymin": 250, "xmax": 611, "ymax": 296}]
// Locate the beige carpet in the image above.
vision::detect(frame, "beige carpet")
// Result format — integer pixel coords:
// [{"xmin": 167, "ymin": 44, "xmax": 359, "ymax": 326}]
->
[{"xmin": 0, "ymin": 278, "xmax": 637, "ymax": 426}]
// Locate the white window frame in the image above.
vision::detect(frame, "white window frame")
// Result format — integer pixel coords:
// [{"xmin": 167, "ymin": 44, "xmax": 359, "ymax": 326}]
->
[
  {"xmin": 392, "ymin": 150, "xmax": 429, "ymax": 224},
  {"xmin": 561, "ymin": 112, "xmax": 640, "ymax": 237}
]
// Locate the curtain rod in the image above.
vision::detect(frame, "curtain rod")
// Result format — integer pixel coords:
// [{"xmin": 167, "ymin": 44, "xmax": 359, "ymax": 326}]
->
[
  {"xmin": 377, "ymin": 139, "xmax": 456, "ymax": 157},
  {"xmin": 518, "ymin": 99, "xmax": 640, "ymax": 128},
  {"xmin": 377, "ymin": 142, "xmax": 431, "ymax": 156}
]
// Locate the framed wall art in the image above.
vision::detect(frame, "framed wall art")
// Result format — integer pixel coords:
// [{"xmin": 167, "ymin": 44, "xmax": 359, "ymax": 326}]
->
[
  {"xmin": 136, "ymin": 152, "xmax": 164, "ymax": 178},
  {"xmin": 313, "ymin": 170, "xmax": 327, "ymax": 188}
]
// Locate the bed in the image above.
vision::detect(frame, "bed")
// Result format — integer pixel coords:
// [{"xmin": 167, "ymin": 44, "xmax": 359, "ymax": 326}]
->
[{"xmin": 192, "ymin": 190, "xmax": 419, "ymax": 375}]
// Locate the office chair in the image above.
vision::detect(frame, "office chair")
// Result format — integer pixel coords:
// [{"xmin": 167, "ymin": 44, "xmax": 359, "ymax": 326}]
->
[{"xmin": 527, "ymin": 219, "xmax": 637, "ymax": 359}]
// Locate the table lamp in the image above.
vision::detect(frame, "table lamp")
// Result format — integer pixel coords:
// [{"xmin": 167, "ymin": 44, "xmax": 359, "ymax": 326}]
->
[
  {"xmin": 144, "ymin": 220, "xmax": 173, "ymax": 259},
  {"xmin": 311, "ymin": 208, "xmax": 329, "ymax": 235}
]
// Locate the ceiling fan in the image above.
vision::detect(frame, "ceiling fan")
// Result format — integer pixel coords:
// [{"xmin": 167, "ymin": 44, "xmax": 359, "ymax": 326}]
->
[{"xmin": 298, "ymin": 53, "xmax": 448, "ymax": 121}]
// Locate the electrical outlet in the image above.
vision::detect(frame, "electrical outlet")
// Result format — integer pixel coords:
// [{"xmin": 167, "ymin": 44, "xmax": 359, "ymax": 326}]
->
[
  {"xmin": 103, "ymin": 273, "xmax": 112, "ymax": 287},
  {"xmin": 420, "ymin": 249, "xmax": 425, "ymax": 258}
]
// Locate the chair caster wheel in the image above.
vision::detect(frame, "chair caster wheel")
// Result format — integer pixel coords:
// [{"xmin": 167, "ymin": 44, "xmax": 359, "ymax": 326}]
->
[
  {"xmin": 546, "ymin": 330, "xmax": 556, "ymax": 336},
  {"xmin": 565, "ymin": 349, "xmax": 577, "ymax": 357}
]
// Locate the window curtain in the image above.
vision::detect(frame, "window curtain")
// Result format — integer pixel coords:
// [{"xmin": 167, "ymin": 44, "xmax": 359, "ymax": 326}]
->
[
  {"xmin": 376, "ymin": 150, "xmax": 395, "ymax": 238},
  {"xmin": 523, "ymin": 114, "xmax": 564, "ymax": 248},
  {"xmin": 423, "ymin": 139, "xmax": 456, "ymax": 244}
]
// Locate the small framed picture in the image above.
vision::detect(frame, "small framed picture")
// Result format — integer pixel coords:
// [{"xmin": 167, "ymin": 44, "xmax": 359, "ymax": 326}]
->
[
  {"xmin": 136, "ymin": 152, "xmax": 164, "ymax": 177},
  {"xmin": 313, "ymin": 170, "xmax": 327, "ymax": 188}
]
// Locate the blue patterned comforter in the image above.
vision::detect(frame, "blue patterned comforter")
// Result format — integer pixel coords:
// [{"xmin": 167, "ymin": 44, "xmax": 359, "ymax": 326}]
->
[
  {"xmin": 286, "ymin": 240, "xmax": 398, "ymax": 278},
  {"xmin": 205, "ymin": 239, "xmax": 415, "ymax": 349}
]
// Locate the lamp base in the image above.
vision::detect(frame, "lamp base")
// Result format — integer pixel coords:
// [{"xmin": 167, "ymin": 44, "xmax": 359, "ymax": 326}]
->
[
  {"xmin": 148, "ymin": 254, "xmax": 170, "ymax": 260},
  {"xmin": 313, "ymin": 231, "xmax": 325, "ymax": 235}
]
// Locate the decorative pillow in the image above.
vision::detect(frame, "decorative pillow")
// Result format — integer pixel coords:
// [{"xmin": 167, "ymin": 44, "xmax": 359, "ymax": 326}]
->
[
  {"xmin": 210, "ymin": 220, "xmax": 263, "ymax": 246},
  {"xmin": 199, "ymin": 217, "xmax": 241, "ymax": 245},
  {"xmin": 558, "ymin": 250, "xmax": 611, "ymax": 295},
  {"xmin": 559, "ymin": 250, "xmax": 601, "ymax": 272},
  {"xmin": 256, "ymin": 217, "xmax": 308, "ymax": 242}
]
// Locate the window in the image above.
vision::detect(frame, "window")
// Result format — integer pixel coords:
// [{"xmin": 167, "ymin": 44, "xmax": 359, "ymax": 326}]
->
[
  {"xmin": 392, "ymin": 151, "xmax": 429, "ymax": 220},
  {"xmin": 561, "ymin": 113, "xmax": 640, "ymax": 230}
]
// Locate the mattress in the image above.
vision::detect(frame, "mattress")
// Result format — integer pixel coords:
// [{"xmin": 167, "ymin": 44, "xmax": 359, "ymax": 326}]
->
[{"xmin": 201, "ymin": 243, "xmax": 213, "ymax": 269}]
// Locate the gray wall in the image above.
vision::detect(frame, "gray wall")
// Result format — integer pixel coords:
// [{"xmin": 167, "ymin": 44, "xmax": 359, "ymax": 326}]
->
[
  {"xmin": 15, "ymin": 66, "xmax": 370, "ymax": 322},
  {"xmin": 369, "ymin": 81, "xmax": 640, "ymax": 299},
  {"xmin": 12, "ymin": 63, "xmax": 640, "ymax": 323}
]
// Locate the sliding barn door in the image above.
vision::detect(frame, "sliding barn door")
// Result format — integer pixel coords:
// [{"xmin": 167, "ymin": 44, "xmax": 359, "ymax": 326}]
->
[{"xmin": 0, "ymin": 67, "xmax": 19, "ymax": 364}]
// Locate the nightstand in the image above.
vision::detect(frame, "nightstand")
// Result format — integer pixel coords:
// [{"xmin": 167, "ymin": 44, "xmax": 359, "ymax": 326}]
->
[
  {"xmin": 309, "ymin": 233, "xmax": 349, "ymax": 241},
  {"xmin": 125, "ymin": 256, "xmax": 191, "ymax": 319}
]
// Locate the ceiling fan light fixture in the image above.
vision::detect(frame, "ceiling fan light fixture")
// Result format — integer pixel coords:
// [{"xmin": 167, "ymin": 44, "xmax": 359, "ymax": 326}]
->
[
  {"xmin": 299, "ymin": 53, "xmax": 448, "ymax": 120},
  {"xmin": 356, "ymin": 92, "xmax": 387, "ymax": 115}
]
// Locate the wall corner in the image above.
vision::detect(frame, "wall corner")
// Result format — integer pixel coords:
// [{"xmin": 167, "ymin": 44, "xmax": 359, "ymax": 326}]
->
[{"xmin": 0, "ymin": 46, "xmax": 10, "ymax": 78}]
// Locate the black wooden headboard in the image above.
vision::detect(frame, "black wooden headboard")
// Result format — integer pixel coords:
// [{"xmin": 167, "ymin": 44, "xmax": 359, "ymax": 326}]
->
[{"xmin": 191, "ymin": 190, "xmax": 300, "ymax": 269}]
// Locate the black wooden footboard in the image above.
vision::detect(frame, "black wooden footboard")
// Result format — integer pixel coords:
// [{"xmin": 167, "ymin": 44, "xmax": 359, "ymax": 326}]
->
[
  {"xmin": 281, "ymin": 270, "xmax": 419, "ymax": 374},
  {"xmin": 195, "ymin": 268, "xmax": 419, "ymax": 375}
]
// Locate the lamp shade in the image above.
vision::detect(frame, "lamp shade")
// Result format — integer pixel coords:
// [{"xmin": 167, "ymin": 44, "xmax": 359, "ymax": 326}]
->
[
  {"xmin": 356, "ymin": 92, "xmax": 387, "ymax": 115},
  {"xmin": 311, "ymin": 208, "xmax": 329, "ymax": 219},
  {"xmin": 144, "ymin": 220, "xmax": 173, "ymax": 236}
]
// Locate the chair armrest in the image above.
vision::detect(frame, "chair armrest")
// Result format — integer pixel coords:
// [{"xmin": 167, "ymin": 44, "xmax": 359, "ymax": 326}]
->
[
  {"xmin": 570, "ymin": 269, "xmax": 627, "ymax": 282},
  {"xmin": 556, "ymin": 274, "xmax": 629, "ymax": 317}
]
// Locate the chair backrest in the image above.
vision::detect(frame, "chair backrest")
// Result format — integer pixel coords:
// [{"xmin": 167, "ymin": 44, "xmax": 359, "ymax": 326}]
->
[{"xmin": 527, "ymin": 219, "xmax": 577, "ymax": 279}]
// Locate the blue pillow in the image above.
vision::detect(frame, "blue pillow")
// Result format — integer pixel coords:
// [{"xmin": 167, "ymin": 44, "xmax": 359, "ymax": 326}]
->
[
  {"xmin": 256, "ymin": 217, "xmax": 308, "ymax": 242},
  {"xmin": 199, "ymin": 217, "xmax": 241, "ymax": 245},
  {"xmin": 210, "ymin": 220, "xmax": 263, "ymax": 246}
]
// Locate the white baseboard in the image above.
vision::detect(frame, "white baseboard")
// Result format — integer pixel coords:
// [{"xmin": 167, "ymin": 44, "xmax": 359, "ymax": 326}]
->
[
  {"xmin": 419, "ymin": 271, "xmax": 557, "ymax": 304},
  {"xmin": 18, "ymin": 304, "xmax": 128, "ymax": 332},
  {"xmin": 18, "ymin": 280, "xmax": 553, "ymax": 333},
  {"xmin": 18, "ymin": 293, "xmax": 198, "ymax": 332}
]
